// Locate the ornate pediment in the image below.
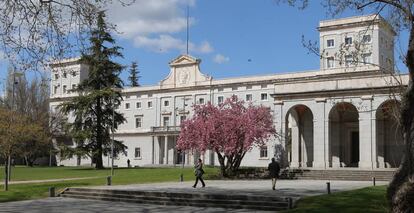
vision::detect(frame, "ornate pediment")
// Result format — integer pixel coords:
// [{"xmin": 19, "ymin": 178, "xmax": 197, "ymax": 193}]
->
[{"xmin": 160, "ymin": 55, "xmax": 212, "ymax": 88}]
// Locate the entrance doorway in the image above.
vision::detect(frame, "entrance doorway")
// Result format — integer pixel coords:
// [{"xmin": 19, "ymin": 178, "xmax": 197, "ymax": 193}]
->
[{"xmin": 350, "ymin": 131, "xmax": 359, "ymax": 166}]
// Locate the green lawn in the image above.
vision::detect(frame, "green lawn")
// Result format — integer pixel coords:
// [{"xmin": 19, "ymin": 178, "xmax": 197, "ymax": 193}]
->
[
  {"xmin": 285, "ymin": 185, "xmax": 389, "ymax": 213},
  {"xmin": 0, "ymin": 166, "xmax": 218, "ymax": 202}
]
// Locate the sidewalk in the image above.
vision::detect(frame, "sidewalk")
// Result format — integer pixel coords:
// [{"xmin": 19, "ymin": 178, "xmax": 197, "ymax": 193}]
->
[{"xmin": 0, "ymin": 177, "xmax": 101, "ymax": 185}]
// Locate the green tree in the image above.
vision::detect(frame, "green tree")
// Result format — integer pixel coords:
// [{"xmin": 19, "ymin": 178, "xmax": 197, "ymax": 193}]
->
[
  {"xmin": 59, "ymin": 11, "xmax": 126, "ymax": 169},
  {"xmin": 128, "ymin": 61, "xmax": 141, "ymax": 87}
]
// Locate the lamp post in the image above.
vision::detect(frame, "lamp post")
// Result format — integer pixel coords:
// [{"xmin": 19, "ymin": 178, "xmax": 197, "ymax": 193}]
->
[{"xmin": 4, "ymin": 70, "xmax": 23, "ymax": 190}]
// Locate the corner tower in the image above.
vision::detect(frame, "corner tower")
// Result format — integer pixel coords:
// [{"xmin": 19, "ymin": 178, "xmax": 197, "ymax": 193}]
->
[{"xmin": 318, "ymin": 14, "xmax": 396, "ymax": 73}]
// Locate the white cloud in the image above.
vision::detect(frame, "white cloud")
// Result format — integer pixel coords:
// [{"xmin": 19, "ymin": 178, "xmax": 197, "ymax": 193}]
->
[
  {"xmin": 107, "ymin": 0, "xmax": 211, "ymax": 54},
  {"xmin": 213, "ymin": 54, "xmax": 230, "ymax": 64}
]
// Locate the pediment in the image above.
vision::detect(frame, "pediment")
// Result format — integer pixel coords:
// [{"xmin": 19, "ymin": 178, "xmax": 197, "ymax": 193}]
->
[{"xmin": 169, "ymin": 55, "xmax": 199, "ymax": 67}]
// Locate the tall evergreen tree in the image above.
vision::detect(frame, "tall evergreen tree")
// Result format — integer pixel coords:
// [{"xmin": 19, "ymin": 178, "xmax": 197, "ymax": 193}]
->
[
  {"xmin": 128, "ymin": 61, "xmax": 140, "ymax": 87},
  {"xmin": 59, "ymin": 11, "xmax": 126, "ymax": 169}
]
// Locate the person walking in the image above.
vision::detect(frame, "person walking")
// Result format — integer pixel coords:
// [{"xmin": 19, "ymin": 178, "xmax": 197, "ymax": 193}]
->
[
  {"xmin": 268, "ymin": 158, "xmax": 280, "ymax": 190},
  {"xmin": 193, "ymin": 158, "xmax": 205, "ymax": 188}
]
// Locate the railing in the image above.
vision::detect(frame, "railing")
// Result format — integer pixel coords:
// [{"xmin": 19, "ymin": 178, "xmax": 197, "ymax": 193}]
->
[{"xmin": 151, "ymin": 126, "xmax": 181, "ymax": 133}]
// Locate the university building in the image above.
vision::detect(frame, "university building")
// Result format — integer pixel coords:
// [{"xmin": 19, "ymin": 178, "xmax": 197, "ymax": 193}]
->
[{"xmin": 50, "ymin": 14, "xmax": 407, "ymax": 170}]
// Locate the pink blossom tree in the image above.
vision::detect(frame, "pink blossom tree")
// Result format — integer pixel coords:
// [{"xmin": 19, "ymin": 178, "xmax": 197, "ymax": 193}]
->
[{"xmin": 177, "ymin": 95, "xmax": 276, "ymax": 177}]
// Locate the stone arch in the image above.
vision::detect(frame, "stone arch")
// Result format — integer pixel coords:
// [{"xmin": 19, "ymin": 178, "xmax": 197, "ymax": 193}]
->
[
  {"xmin": 376, "ymin": 100, "xmax": 403, "ymax": 168},
  {"xmin": 329, "ymin": 102, "xmax": 359, "ymax": 168},
  {"xmin": 285, "ymin": 104, "xmax": 314, "ymax": 168}
]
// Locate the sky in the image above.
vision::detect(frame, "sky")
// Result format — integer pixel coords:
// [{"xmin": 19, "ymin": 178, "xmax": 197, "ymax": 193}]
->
[{"xmin": 0, "ymin": 0, "xmax": 409, "ymax": 88}]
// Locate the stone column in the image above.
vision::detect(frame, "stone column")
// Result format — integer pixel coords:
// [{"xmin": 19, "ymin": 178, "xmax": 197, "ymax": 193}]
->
[
  {"xmin": 376, "ymin": 118, "xmax": 385, "ymax": 168},
  {"xmin": 152, "ymin": 136, "xmax": 155, "ymax": 165},
  {"xmin": 359, "ymin": 96, "xmax": 375, "ymax": 169},
  {"xmin": 313, "ymin": 98, "xmax": 327, "ymax": 168},
  {"xmin": 164, "ymin": 135, "xmax": 168, "ymax": 165},
  {"xmin": 290, "ymin": 112, "xmax": 300, "ymax": 168},
  {"xmin": 273, "ymin": 101, "xmax": 286, "ymax": 166}
]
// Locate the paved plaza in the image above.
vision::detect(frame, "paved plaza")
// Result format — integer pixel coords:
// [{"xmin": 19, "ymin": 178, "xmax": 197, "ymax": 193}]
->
[{"xmin": 0, "ymin": 180, "xmax": 388, "ymax": 212}]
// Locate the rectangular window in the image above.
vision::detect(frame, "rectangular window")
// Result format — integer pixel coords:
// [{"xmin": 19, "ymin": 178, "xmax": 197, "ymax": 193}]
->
[
  {"xmin": 246, "ymin": 85, "xmax": 252, "ymax": 90},
  {"xmin": 261, "ymin": 93, "xmax": 268, "ymax": 101},
  {"xmin": 362, "ymin": 53, "xmax": 372, "ymax": 64},
  {"xmin": 135, "ymin": 147, "xmax": 141, "ymax": 158},
  {"xmin": 54, "ymin": 73, "xmax": 59, "ymax": 80},
  {"xmin": 232, "ymin": 86, "xmax": 238, "ymax": 91},
  {"xmin": 180, "ymin": 116, "xmax": 186, "ymax": 122},
  {"xmin": 135, "ymin": 117, "xmax": 142, "ymax": 128},
  {"xmin": 345, "ymin": 55, "xmax": 353, "ymax": 67},
  {"xmin": 136, "ymin": 102, "xmax": 141, "ymax": 109},
  {"xmin": 71, "ymin": 71, "xmax": 77, "ymax": 77},
  {"xmin": 218, "ymin": 88, "xmax": 223, "ymax": 92},
  {"xmin": 260, "ymin": 146, "xmax": 268, "ymax": 158},
  {"xmin": 327, "ymin": 39, "xmax": 334, "ymax": 47},
  {"xmin": 261, "ymin": 84, "xmax": 267, "ymax": 89},
  {"xmin": 362, "ymin": 35, "xmax": 371, "ymax": 43},
  {"xmin": 62, "ymin": 85, "xmax": 67, "ymax": 94},
  {"xmin": 327, "ymin": 57, "xmax": 335, "ymax": 68},
  {"xmin": 147, "ymin": 101, "xmax": 153, "ymax": 109},
  {"xmin": 164, "ymin": 100, "xmax": 169, "ymax": 107},
  {"xmin": 198, "ymin": 98, "xmax": 205, "ymax": 104},
  {"xmin": 246, "ymin": 94, "xmax": 252, "ymax": 101},
  {"xmin": 163, "ymin": 116, "xmax": 170, "ymax": 127},
  {"xmin": 148, "ymin": 94, "xmax": 153, "ymax": 98},
  {"xmin": 218, "ymin": 96, "xmax": 224, "ymax": 104},
  {"xmin": 63, "ymin": 72, "xmax": 67, "ymax": 78},
  {"xmin": 125, "ymin": 103, "xmax": 130, "ymax": 109},
  {"xmin": 345, "ymin": 37, "xmax": 353, "ymax": 45},
  {"xmin": 54, "ymin": 86, "xmax": 58, "ymax": 94}
]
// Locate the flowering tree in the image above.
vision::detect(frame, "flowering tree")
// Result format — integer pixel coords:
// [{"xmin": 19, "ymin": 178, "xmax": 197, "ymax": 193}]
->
[{"xmin": 177, "ymin": 96, "xmax": 276, "ymax": 177}]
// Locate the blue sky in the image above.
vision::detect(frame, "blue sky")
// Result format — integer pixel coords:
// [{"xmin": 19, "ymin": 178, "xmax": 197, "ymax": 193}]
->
[{"xmin": 0, "ymin": 0, "xmax": 409, "ymax": 88}]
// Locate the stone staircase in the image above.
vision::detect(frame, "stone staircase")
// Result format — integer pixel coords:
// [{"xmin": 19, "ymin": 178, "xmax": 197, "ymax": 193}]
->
[
  {"xmin": 59, "ymin": 187, "xmax": 292, "ymax": 211},
  {"xmin": 283, "ymin": 169, "xmax": 395, "ymax": 181}
]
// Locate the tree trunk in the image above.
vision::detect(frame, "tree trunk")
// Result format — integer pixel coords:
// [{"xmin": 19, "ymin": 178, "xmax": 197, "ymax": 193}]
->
[
  {"xmin": 387, "ymin": 23, "xmax": 414, "ymax": 213},
  {"xmin": 95, "ymin": 97, "xmax": 104, "ymax": 169}
]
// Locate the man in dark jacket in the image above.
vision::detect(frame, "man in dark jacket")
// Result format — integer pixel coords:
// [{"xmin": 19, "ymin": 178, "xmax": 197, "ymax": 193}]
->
[{"xmin": 268, "ymin": 158, "xmax": 280, "ymax": 190}]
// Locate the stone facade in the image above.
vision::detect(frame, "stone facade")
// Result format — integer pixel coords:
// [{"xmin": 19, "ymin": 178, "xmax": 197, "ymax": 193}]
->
[{"xmin": 50, "ymin": 15, "xmax": 407, "ymax": 170}]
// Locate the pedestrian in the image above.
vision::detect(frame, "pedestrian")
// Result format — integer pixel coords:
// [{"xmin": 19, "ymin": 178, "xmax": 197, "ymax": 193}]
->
[
  {"xmin": 193, "ymin": 158, "xmax": 205, "ymax": 188},
  {"xmin": 268, "ymin": 158, "xmax": 280, "ymax": 190},
  {"xmin": 127, "ymin": 159, "xmax": 130, "ymax": 168}
]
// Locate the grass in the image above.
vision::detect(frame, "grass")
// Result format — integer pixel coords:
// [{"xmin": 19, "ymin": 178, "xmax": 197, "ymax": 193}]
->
[
  {"xmin": 0, "ymin": 166, "xmax": 218, "ymax": 202},
  {"xmin": 285, "ymin": 185, "xmax": 389, "ymax": 213}
]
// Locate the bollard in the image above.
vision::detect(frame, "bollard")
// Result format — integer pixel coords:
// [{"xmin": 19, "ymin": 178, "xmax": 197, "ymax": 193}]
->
[
  {"xmin": 326, "ymin": 182, "xmax": 331, "ymax": 194},
  {"xmin": 372, "ymin": 177, "xmax": 376, "ymax": 186},
  {"xmin": 49, "ymin": 187, "xmax": 55, "ymax": 197},
  {"xmin": 107, "ymin": 176, "xmax": 112, "ymax": 186},
  {"xmin": 287, "ymin": 197, "xmax": 293, "ymax": 209}
]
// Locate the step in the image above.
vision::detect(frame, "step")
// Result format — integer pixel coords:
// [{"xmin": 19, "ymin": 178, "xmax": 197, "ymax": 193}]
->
[{"xmin": 60, "ymin": 188, "xmax": 291, "ymax": 211}]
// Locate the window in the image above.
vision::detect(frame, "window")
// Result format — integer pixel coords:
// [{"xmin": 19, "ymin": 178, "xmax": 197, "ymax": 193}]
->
[
  {"xmin": 63, "ymin": 72, "xmax": 67, "ymax": 78},
  {"xmin": 232, "ymin": 86, "xmax": 238, "ymax": 91},
  {"xmin": 260, "ymin": 146, "xmax": 268, "ymax": 158},
  {"xmin": 261, "ymin": 93, "xmax": 268, "ymax": 101},
  {"xmin": 164, "ymin": 100, "xmax": 169, "ymax": 107},
  {"xmin": 125, "ymin": 103, "xmax": 130, "ymax": 109},
  {"xmin": 54, "ymin": 73, "xmax": 59, "ymax": 80},
  {"xmin": 147, "ymin": 101, "xmax": 153, "ymax": 108},
  {"xmin": 362, "ymin": 53, "xmax": 372, "ymax": 64},
  {"xmin": 54, "ymin": 86, "xmax": 58, "ymax": 94},
  {"xmin": 327, "ymin": 39, "xmax": 334, "ymax": 47},
  {"xmin": 148, "ymin": 94, "xmax": 153, "ymax": 98},
  {"xmin": 246, "ymin": 94, "xmax": 252, "ymax": 101},
  {"xmin": 72, "ymin": 84, "xmax": 77, "ymax": 90},
  {"xmin": 180, "ymin": 116, "xmax": 186, "ymax": 122},
  {"xmin": 135, "ymin": 117, "xmax": 142, "ymax": 128},
  {"xmin": 218, "ymin": 88, "xmax": 223, "ymax": 92},
  {"xmin": 218, "ymin": 96, "xmax": 224, "ymax": 104},
  {"xmin": 246, "ymin": 85, "xmax": 252, "ymax": 90},
  {"xmin": 198, "ymin": 98, "xmax": 205, "ymax": 104},
  {"xmin": 345, "ymin": 37, "xmax": 352, "ymax": 45},
  {"xmin": 327, "ymin": 57, "xmax": 335, "ymax": 68},
  {"xmin": 163, "ymin": 116, "xmax": 170, "ymax": 127},
  {"xmin": 345, "ymin": 55, "xmax": 353, "ymax": 67},
  {"xmin": 63, "ymin": 85, "xmax": 67, "ymax": 94},
  {"xmin": 261, "ymin": 84, "xmax": 267, "ymax": 89},
  {"xmin": 71, "ymin": 71, "xmax": 77, "ymax": 77},
  {"xmin": 136, "ymin": 102, "xmax": 141, "ymax": 109},
  {"xmin": 362, "ymin": 35, "xmax": 371, "ymax": 43},
  {"xmin": 135, "ymin": 147, "xmax": 141, "ymax": 158}
]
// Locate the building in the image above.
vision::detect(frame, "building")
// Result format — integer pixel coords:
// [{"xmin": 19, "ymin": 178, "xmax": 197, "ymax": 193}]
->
[{"xmin": 50, "ymin": 14, "xmax": 407, "ymax": 170}]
